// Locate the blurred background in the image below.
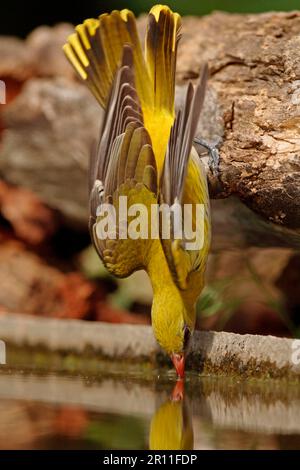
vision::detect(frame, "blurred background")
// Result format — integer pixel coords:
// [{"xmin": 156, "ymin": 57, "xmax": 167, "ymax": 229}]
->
[
  {"xmin": 0, "ymin": 0, "xmax": 300, "ymax": 452},
  {"xmin": 1, "ymin": 0, "xmax": 300, "ymax": 36},
  {"xmin": 0, "ymin": 0, "xmax": 299, "ymax": 345}
]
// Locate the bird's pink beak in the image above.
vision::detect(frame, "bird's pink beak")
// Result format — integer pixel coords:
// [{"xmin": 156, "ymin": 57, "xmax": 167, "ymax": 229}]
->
[{"xmin": 171, "ymin": 353, "xmax": 185, "ymax": 378}]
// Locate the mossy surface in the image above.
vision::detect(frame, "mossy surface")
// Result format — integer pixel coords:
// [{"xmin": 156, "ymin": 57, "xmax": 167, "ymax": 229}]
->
[
  {"xmin": 2, "ymin": 342, "xmax": 300, "ymax": 386},
  {"xmin": 187, "ymin": 352, "xmax": 300, "ymax": 383}
]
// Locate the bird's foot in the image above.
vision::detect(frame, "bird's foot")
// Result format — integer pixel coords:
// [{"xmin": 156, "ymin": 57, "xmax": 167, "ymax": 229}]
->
[{"xmin": 194, "ymin": 137, "xmax": 221, "ymax": 178}]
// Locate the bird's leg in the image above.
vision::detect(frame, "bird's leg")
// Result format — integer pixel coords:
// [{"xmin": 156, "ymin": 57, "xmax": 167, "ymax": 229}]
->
[{"xmin": 193, "ymin": 137, "xmax": 221, "ymax": 177}]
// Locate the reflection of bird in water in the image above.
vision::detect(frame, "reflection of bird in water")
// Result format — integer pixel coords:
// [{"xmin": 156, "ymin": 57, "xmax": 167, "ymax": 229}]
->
[{"xmin": 149, "ymin": 380, "xmax": 193, "ymax": 450}]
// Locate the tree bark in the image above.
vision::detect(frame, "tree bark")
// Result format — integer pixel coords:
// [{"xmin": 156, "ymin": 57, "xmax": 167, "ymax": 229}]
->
[
  {"xmin": 0, "ymin": 12, "xmax": 300, "ymax": 248},
  {"xmin": 178, "ymin": 11, "xmax": 300, "ymax": 230}
]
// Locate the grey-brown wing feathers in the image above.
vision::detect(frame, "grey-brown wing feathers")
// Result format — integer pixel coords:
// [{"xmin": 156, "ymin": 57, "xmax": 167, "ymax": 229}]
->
[
  {"xmin": 159, "ymin": 64, "xmax": 209, "ymax": 289},
  {"xmin": 88, "ymin": 44, "xmax": 158, "ymax": 276},
  {"xmin": 91, "ymin": 45, "xmax": 143, "ymax": 189},
  {"xmin": 160, "ymin": 64, "xmax": 208, "ymax": 206}
]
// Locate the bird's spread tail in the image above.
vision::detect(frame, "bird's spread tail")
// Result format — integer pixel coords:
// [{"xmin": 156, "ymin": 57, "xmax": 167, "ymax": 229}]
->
[
  {"xmin": 63, "ymin": 5, "xmax": 181, "ymax": 173},
  {"xmin": 63, "ymin": 9, "xmax": 151, "ymax": 109},
  {"xmin": 145, "ymin": 5, "xmax": 181, "ymax": 115},
  {"xmin": 143, "ymin": 5, "xmax": 181, "ymax": 172}
]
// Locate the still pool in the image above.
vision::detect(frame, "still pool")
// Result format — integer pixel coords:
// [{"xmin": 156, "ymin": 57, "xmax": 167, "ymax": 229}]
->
[{"xmin": 0, "ymin": 368, "xmax": 299, "ymax": 450}]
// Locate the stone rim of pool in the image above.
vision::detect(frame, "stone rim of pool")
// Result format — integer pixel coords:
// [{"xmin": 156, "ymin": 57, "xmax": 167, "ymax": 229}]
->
[{"xmin": 0, "ymin": 313, "xmax": 299, "ymax": 381}]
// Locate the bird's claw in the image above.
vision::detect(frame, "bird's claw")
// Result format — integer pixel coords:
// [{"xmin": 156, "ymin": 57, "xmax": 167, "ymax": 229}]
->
[{"xmin": 193, "ymin": 137, "xmax": 221, "ymax": 178}]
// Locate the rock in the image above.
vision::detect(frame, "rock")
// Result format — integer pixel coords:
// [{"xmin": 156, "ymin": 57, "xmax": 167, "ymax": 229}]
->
[
  {"xmin": 0, "ymin": 240, "xmax": 95, "ymax": 318},
  {"xmin": 0, "ymin": 180, "xmax": 58, "ymax": 245},
  {"xmin": 0, "ymin": 313, "xmax": 299, "ymax": 379},
  {"xmin": 0, "ymin": 78, "xmax": 102, "ymax": 226}
]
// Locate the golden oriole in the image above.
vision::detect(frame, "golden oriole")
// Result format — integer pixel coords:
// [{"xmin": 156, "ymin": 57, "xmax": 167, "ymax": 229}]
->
[{"xmin": 63, "ymin": 4, "xmax": 211, "ymax": 377}]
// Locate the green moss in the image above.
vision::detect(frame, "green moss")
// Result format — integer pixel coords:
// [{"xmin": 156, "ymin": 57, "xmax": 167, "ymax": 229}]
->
[
  {"xmin": 2, "ymin": 341, "xmax": 300, "ymax": 386},
  {"xmin": 187, "ymin": 351, "xmax": 300, "ymax": 383},
  {"xmin": 4, "ymin": 343, "xmax": 159, "ymax": 383}
]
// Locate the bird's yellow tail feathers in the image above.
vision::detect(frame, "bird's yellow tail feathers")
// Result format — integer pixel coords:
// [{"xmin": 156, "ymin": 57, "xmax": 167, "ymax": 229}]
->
[
  {"xmin": 63, "ymin": 6, "xmax": 180, "ymax": 112},
  {"xmin": 145, "ymin": 5, "xmax": 181, "ymax": 115},
  {"xmin": 63, "ymin": 5, "xmax": 181, "ymax": 172},
  {"xmin": 63, "ymin": 10, "xmax": 151, "ymax": 108},
  {"xmin": 143, "ymin": 5, "xmax": 181, "ymax": 172}
]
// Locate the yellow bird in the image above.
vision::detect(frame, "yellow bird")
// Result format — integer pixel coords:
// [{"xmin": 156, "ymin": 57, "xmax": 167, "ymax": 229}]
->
[{"xmin": 63, "ymin": 4, "xmax": 211, "ymax": 377}]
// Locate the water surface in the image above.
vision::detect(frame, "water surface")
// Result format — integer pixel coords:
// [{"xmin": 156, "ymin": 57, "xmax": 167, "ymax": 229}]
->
[{"xmin": 0, "ymin": 367, "xmax": 299, "ymax": 450}]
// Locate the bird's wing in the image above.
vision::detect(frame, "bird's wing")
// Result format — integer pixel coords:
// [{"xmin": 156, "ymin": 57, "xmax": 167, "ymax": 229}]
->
[
  {"xmin": 89, "ymin": 46, "xmax": 158, "ymax": 278},
  {"xmin": 159, "ymin": 65, "xmax": 211, "ymax": 290}
]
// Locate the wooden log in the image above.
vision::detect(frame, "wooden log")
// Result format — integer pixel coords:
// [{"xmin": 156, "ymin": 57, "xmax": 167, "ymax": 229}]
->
[{"xmin": 178, "ymin": 11, "xmax": 300, "ymax": 233}]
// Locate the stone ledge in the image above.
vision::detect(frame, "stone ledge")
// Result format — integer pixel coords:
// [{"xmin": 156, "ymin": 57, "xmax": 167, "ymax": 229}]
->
[{"xmin": 0, "ymin": 313, "xmax": 299, "ymax": 380}]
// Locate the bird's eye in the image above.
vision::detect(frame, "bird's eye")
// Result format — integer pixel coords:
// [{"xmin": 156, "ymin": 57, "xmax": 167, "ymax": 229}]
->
[{"xmin": 183, "ymin": 325, "xmax": 191, "ymax": 349}]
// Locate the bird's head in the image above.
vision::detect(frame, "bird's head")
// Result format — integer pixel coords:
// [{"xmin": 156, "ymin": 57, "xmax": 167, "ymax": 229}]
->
[
  {"xmin": 151, "ymin": 297, "xmax": 194, "ymax": 378},
  {"xmin": 169, "ymin": 323, "xmax": 192, "ymax": 379}
]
